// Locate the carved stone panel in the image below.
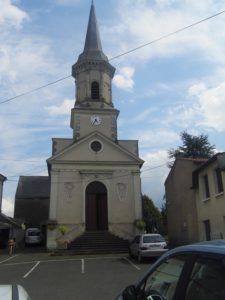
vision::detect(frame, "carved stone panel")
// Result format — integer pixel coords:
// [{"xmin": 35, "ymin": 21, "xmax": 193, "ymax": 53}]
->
[
  {"xmin": 117, "ymin": 183, "xmax": 127, "ymax": 202},
  {"xmin": 64, "ymin": 182, "xmax": 75, "ymax": 203}
]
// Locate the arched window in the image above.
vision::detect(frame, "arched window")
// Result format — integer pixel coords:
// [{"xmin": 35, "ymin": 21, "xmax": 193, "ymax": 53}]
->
[{"xmin": 91, "ymin": 81, "xmax": 100, "ymax": 99}]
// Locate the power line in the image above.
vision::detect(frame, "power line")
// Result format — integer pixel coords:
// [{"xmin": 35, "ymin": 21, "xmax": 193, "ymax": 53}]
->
[
  {"xmin": 1, "ymin": 9, "xmax": 225, "ymax": 106},
  {"xmin": 0, "ymin": 75, "xmax": 71, "ymax": 105},
  {"xmin": 0, "ymin": 158, "xmax": 46, "ymax": 163},
  {"xmin": 6, "ymin": 163, "xmax": 167, "ymax": 183},
  {"xmin": 109, "ymin": 9, "xmax": 225, "ymax": 61},
  {"xmin": 7, "ymin": 167, "xmax": 47, "ymax": 178}
]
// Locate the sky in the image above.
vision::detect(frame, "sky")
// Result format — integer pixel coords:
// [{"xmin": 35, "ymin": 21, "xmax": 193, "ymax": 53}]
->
[{"xmin": 1, "ymin": 0, "xmax": 225, "ymax": 216}]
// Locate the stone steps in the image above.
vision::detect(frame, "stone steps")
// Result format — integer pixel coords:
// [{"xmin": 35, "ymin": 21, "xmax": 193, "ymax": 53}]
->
[{"xmin": 66, "ymin": 231, "xmax": 129, "ymax": 254}]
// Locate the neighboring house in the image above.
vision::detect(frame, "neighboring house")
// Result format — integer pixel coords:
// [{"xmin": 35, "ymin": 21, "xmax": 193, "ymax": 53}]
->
[
  {"xmin": 0, "ymin": 174, "xmax": 8, "ymax": 248},
  {"xmin": 0, "ymin": 174, "xmax": 25, "ymax": 248},
  {"xmin": 192, "ymin": 152, "xmax": 225, "ymax": 241},
  {"xmin": 14, "ymin": 176, "xmax": 50, "ymax": 240},
  {"xmin": 165, "ymin": 158, "xmax": 206, "ymax": 247},
  {"xmin": 0, "ymin": 213, "xmax": 25, "ymax": 248}
]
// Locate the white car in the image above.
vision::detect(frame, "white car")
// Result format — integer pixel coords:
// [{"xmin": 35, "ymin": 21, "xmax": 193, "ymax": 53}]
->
[
  {"xmin": 25, "ymin": 228, "xmax": 42, "ymax": 245},
  {"xmin": 129, "ymin": 233, "xmax": 168, "ymax": 262},
  {"xmin": 0, "ymin": 285, "xmax": 30, "ymax": 300}
]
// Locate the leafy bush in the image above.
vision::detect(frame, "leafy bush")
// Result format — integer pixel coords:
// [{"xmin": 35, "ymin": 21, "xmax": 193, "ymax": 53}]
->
[
  {"xmin": 134, "ymin": 219, "xmax": 146, "ymax": 231},
  {"xmin": 57, "ymin": 224, "xmax": 68, "ymax": 235}
]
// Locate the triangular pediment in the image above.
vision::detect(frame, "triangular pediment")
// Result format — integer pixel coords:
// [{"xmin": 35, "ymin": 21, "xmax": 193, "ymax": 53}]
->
[{"xmin": 47, "ymin": 132, "xmax": 144, "ymax": 166}]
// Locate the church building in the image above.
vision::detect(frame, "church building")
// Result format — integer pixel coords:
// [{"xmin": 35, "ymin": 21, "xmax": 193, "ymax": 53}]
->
[{"xmin": 46, "ymin": 2, "xmax": 144, "ymax": 250}]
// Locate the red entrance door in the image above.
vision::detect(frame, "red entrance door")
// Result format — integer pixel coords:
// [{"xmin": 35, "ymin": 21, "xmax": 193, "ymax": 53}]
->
[{"xmin": 85, "ymin": 182, "xmax": 108, "ymax": 231}]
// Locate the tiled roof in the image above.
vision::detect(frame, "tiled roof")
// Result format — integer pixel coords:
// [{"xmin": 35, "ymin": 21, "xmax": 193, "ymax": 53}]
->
[
  {"xmin": 0, "ymin": 212, "xmax": 23, "ymax": 228},
  {"xmin": 15, "ymin": 176, "xmax": 50, "ymax": 199}
]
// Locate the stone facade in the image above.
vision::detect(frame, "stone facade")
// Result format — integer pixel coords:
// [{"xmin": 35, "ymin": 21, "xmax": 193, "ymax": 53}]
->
[
  {"xmin": 165, "ymin": 153, "xmax": 225, "ymax": 246},
  {"xmin": 165, "ymin": 158, "xmax": 205, "ymax": 247}
]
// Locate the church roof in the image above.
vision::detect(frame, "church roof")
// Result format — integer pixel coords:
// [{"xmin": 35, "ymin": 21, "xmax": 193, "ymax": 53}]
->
[
  {"xmin": 16, "ymin": 176, "xmax": 50, "ymax": 199},
  {"xmin": 78, "ymin": 1, "xmax": 108, "ymax": 61},
  {"xmin": 47, "ymin": 131, "xmax": 144, "ymax": 167}
]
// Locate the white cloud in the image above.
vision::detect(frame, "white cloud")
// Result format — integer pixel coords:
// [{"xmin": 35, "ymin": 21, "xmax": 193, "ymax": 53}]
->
[
  {"xmin": 0, "ymin": 0, "xmax": 29, "ymax": 29},
  {"xmin": 0, "ymin": 36, "xmax": 57, "ymax": 85},
  {"xmin": 142, "ymin": 149, "xmax": 168, "ymax": 169},
  {"xmin": 113, "ymin": 67, "xmax": 135, "ymax": 91},
  {"xmin": 135, "ymin": 108, "xmax": 157, "ymax": 122},
  {"xmin": 2, "ymin": 197, "xmax": 14, "ymax": 217},
  {"xmin": 141, "ymin": 149, "xmax": 169, "ymax": 206},
  {"xmin": 45, "ymin": 99, "xmax": 74, "ymax": 116},
  {"xmin": 105, "ymin": 0, "xmax": 225, "ymax": 65},
  {"xmin": 0, "ymin": 1, "xmax": 70, "ymax": 163},
  {"xmin": 155, "ymin": 0, "xmax": 177, "ymax": 8},
  {"xmin": 163, "ymin": 104, "xmax": 198, "ymax": 129},
  {"xmin": 188, "ymin": 82, "xmax": 206, "ymax": 96},
  {"xmin": 189, "ymin": 81, "xmax": 225, "ymax": 132},
  {"xmin": 136, "ymin": 129, "xmax": 179, "ymax": 145}
]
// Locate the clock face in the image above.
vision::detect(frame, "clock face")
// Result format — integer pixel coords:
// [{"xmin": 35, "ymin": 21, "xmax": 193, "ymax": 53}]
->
[{"xmin": 90, "ymin": 115, "xmax": 102, "ymax": 126}]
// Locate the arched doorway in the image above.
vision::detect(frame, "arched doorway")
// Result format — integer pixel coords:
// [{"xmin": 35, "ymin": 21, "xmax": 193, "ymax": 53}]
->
[{"xmin": 85, "ymin": 181, "xmax": 108, "ymax": 231}]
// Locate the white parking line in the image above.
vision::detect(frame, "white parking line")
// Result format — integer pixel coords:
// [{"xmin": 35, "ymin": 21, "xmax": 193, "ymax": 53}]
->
[
  {"xmin": 1, "ymin": 260, "xmax": 41, "ymax": 267},
  {"xmin": 1, "ymin": 255, "xmax": 136, "ymax": 271},
  {"xmin": 123, "ymin": 257, "xmax": 141, "ymax": 270},
  {"xmin": 23, "ymin": 261, "xmax": 40, "ymax": 278},
  {"xmin": 81, "ymin": 258, "xmax": 85, "ymax": 274},
  {"xmin": 0, "ymin": 255, "xmax": 19, "ymax": 264},
  {"xmin": 85, "ymin": 256, "xmax": 124, "ymax": 260}
]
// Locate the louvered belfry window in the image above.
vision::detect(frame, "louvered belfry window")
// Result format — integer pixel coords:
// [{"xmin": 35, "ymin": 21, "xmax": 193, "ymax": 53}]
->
[{"xmin": 91, "ymin": 81, "xmax": 100, "ymax": 99}]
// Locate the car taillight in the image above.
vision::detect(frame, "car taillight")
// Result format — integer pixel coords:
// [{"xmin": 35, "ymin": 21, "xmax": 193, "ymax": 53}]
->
[{"xmin": 140, "ymin": 247, "xmax": 148, "ymax": 250}]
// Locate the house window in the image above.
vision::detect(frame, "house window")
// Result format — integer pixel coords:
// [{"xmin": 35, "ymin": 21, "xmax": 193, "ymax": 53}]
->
[
  {"xmin": 202, "ymin": 174, "xmax": 210, "ymax": 199},
  {"xmin": 91, "ymin": 81, "xmax": 100, "ymax": 99},
  {"xmin": 214, "ymin": 167, "xmax": 224, "ymax": 194}
]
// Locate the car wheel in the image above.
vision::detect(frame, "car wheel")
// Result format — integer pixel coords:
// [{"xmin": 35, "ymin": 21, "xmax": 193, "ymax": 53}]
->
[{"xmin": 138, "ymin": 252, "xmax": 142, "ymax": 263}]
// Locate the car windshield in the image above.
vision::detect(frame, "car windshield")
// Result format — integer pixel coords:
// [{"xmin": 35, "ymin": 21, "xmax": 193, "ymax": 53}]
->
[
  {"xmin": 143, "ymin": 235, "xmax": 165, "ymax": 243},
  {"xmin": 28, "ymin": 231, "xmax": 40, "ymax": 236}
]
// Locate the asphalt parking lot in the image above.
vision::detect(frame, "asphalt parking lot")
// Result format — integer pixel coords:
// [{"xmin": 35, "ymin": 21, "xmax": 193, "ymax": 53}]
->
[{"xmin": 0, "ymin": 249, "xmax": 153, "ymax": 299}]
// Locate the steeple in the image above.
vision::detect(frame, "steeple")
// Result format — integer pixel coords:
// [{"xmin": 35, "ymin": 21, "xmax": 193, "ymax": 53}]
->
[
  {"xmin": 71, "ymin": 1, "xmax": 116, "ymax": 110},
  {"xmin": 78, "ymin": 1, "xmax": 108, "ymax": 61}
]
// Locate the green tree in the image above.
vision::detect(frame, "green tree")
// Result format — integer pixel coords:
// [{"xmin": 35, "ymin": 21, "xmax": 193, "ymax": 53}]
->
[
  {"xmin": 142, "ymin": 194, "xmax": 162, "ymax": 233},
  {"xmin": 168, "ymin": 131, "xmax": 215, "ymax": 167}
]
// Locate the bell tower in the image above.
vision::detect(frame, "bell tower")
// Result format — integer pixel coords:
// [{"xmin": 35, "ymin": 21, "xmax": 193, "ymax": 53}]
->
[{"xmin": 70, "ymin": 1, "xmax": 119, "ymax": 141}]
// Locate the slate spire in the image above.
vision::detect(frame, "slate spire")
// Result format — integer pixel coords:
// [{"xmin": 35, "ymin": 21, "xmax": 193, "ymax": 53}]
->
[
  {"xmin": 84, "ymin": 1, "xmax": 102, "ymax": 52},
  {"xmin": 78, "ymin": 1, "xmax": 108, "ymax": 61}
]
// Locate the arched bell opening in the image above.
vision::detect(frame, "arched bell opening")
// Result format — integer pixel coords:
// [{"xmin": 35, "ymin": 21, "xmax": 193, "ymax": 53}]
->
[{"xmin": 91, "ymin": 81, "xmax": 100, "ymax": 99}]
